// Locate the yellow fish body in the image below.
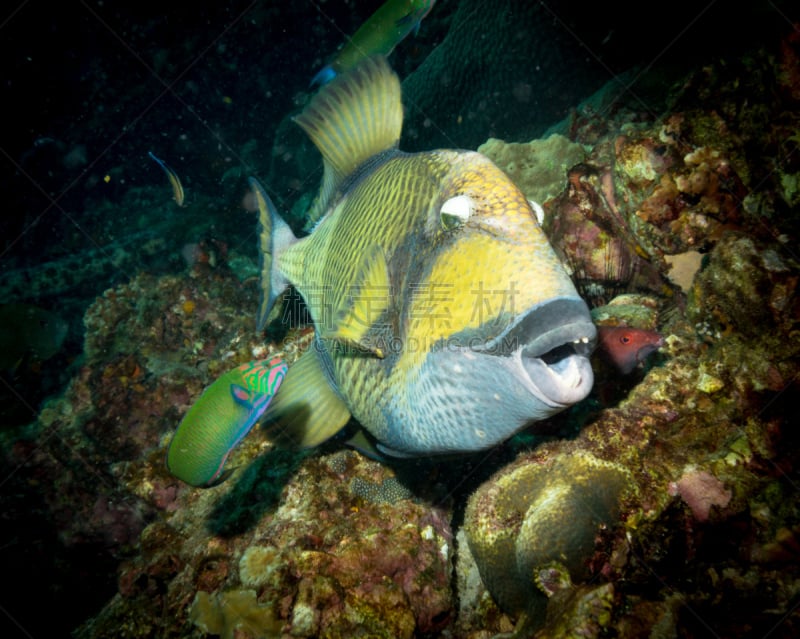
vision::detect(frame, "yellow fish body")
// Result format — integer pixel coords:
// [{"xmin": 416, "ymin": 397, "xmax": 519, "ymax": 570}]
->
[{"xmin": 255, "ymin": 57, "xmax": 595, "ymax": 457}]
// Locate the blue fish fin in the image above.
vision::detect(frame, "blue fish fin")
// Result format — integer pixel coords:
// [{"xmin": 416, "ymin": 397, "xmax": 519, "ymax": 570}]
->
[
  {"xmin": 375, "ymin": 442, "xmax": 417, "ymax": 459},
  {"xmin": 310, "ymin": 64, "xmax": 337, "ymax": 87},
  {"xmin": 294, "ymin": 57, "xmax": 402, "ymax": 226},
  {"xmin": 261, "ymin": 347, "xmax": 351, "ymax": 448},
  {"xmin": 249, "ymin": 177, "xmax": 297, "ymax": 331},
  {"xmin": 323, "ymin": 245, "xmax": 391, "ymax": 358}
]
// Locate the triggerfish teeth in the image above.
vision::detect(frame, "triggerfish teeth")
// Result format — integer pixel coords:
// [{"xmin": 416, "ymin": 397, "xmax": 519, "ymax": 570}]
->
[
  {"xmin": 166, "ymin": 358, "xmax": 287, "ymax": 487},
  {"xmin": 251, "ymin": 57, "xmax": 597, "ymax": 458}
]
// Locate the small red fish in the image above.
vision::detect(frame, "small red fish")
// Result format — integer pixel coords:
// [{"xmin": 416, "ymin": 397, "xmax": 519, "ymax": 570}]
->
[{"xmin": 597, "ymin": 326, "xmax": 664, "ymax": 374}]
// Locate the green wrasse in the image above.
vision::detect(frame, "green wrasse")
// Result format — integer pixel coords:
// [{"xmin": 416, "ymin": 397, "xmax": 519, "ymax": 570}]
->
[
  {"xmin": 311, "ymin": 0, "xmax": 435, "ymax": 86},
  {"xmin": 256, "ymin": 57, "xmax": 596, "ymax": 457},
  {"xmin": 167, "ymin": 358, "xmax": 287, "ymax": 487}
]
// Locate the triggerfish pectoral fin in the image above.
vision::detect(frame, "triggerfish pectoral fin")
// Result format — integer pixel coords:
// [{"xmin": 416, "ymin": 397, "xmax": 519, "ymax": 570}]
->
[
  {"xmin": 261, "ymin": 347, "xmax": 352, "ymax": 449},
  {"xmin": 166, "ymin": 358, "xmax": 288, "ymax": 487}
]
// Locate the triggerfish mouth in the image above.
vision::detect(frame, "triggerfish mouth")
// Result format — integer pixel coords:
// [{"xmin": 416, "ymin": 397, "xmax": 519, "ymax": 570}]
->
[{"xmin": 254, "ymin": 56, "xmax": 596, "ymax": 457}]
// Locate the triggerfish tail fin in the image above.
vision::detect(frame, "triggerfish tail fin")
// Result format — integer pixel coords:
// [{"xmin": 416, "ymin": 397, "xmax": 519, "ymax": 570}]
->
[
  {"xmin": 166, "ymin": 358, "xmax": 287, "ymax": 487},
  {"xmin": 249, "ymin": 177, "xmax": 298, "ymax": 332},
  {"xmin": 310, "ymin": 0, "xmax": 436, "ymax": 88},
  {"xmin": 295, "ymin": 56, "xmax": 403, "ymax": 225},
  {"xmin": 148, "ymin": 151, "xmax": 185, "ymax": 207},
  {"xmin": 261, "ymin": 347, "xmax": 352, "ymax": 449}
]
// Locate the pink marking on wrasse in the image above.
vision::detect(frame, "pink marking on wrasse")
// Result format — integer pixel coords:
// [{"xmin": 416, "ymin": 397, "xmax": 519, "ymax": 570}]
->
[
  {"xmin": 597, "ymin": 326, "xmax": 664, "ymax": 374},
  {"xmin": 239, "ymin": 358, "xmax": 288, "ymax": 395},
  {"xmin": 265, "ymin": 357, "xmax": 287, "ymax": 393}
]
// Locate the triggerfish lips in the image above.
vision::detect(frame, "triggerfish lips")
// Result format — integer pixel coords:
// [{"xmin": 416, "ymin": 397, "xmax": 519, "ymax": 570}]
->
[
  {"xmin": 372, "ymin": 297, "xmax": 597, "ymax": 457},
  {"xmin": 476, "ymin": 297, "xmax": 597, "ymax": 409}
]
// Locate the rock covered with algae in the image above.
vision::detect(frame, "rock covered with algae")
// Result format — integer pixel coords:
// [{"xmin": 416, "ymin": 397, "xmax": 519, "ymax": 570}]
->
[
  {"xmin": 77, "ymin": 447, "xmax": 454, "ymax": 638},
  {"xmin": 477, "ymin": 134, "xmax": 588, "ymax": 205},
  {"xmin": 1, "ymin": 253, "xmax": 276, "ymax": 633},
  {"xmin": 463, "ymin": 451, "xmax": 634, "ymax": 636}
]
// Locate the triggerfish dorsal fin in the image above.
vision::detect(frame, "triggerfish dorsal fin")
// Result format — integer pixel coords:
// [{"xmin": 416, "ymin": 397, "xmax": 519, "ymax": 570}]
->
[
  {"xmin": 323, "ymin": 245, "xmax": 391, "ymax": 358},
  {"xmin": 249, "ymin": 177, "xmax": 298, "ymax": 331},
  {"xmin": 294, "ymin": 56, "xmax": 403, "ymax": 224},
  {"xmin": 261, "ymin": 347, "xmax": 352, "ymax": 449}
]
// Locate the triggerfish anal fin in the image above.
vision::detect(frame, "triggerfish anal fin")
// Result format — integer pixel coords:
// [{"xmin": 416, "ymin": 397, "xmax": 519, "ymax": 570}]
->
[
  {"xmin": 310, "ymin": 0, "xmax": 436, "ymax": 87},
  {"xmin": 148, "ymin": 151, "xmax": 185, "ymax": 207},
  {"xmin": 166, "ymin": 357, "xmax": 288, "ymax": 487}
]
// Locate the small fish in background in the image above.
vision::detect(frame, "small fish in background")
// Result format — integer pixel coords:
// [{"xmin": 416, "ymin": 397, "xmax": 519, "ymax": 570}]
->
[
  {"xmin": 596, "ymin": 325, "xmax": 664, "ymax": 374},
  {"xmin": 166, "ymin": 358, "xmax": 288, "ymax": 487},
  {"xmin": 148, "ymin": 151, "xmax": 185, "ymax": 207},
  {"xmin": 0, "ymin": 303, "xmax": 68, "ymax": 372},
  {"xmin": 311, "ymin": 0, "xmax": 436, "ymax": 86}
]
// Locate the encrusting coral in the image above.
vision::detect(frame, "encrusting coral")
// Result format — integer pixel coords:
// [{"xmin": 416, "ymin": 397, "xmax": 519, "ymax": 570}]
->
[{"xmin": 464, "ymin": 451, "xmax": 634, "ymax": 635}]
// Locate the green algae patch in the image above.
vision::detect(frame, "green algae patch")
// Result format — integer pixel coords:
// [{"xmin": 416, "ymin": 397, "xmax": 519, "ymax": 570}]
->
[{"xmin": 190, "ymin": 589, "xmax": 282, "ymax": 638}]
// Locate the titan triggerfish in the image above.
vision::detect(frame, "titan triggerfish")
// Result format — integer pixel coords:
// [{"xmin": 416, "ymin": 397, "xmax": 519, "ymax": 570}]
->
[{"xmin": 254, "ymin": 56, "xmax": 596, "ymax": 457}]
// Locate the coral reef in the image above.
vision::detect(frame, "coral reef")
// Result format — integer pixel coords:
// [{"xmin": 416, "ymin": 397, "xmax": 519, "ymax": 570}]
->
[
  {"xmin": 463, "ymin": 451, "xmax": 634, "ymax": 635},
  {"xmin": 452, "ymin": 29, "xmax": 800, "ymax": 638},
  {"xmin": 3, "ymin": 11, "xmax": 800, "ymax": 639},
  {"xmin": 477, "ymin": 135, "xmax": 588, "ymax": 205},
  {"xmin": 0, "ymin": 257, "xmax": 269, "ymax": 633},
  {"xmin": 452, "ymin": 219, "xmax": 799, "ymax": 635},
  {"xmin": 76, "ymin": 450, "xmax": 453, "ymax": 639}
]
